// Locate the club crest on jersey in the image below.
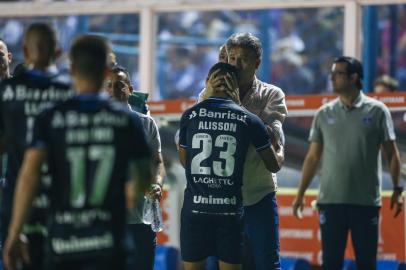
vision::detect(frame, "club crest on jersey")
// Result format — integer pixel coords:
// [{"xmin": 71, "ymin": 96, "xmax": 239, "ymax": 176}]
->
[
  {"xmin": 189, "ymin": 110, "xmax": 197, "ymax": 119},
  {"xmin": 326, "ymin": 117, "xmax": 336, "ymax": 125},
  {"xmin": 362, "ymin": 116, "xmax": 372, "ymax": 125}
]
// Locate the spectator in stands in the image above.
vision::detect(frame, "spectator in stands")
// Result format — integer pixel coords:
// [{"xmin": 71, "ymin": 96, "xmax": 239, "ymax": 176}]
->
[
  {"xmin": 373, "ymin": 75, "xmax": 399, "ymax": 93},
  {"xmin": 164, "ymin": 46, "xmax": 200, "ymax": 99},
  {"xmin": 272, "ymin": 51, "xmax": 314, "ymax": 94},
  {"xmin": 0, "ymin": 38, "xmax": 12, "ymax": 80},
  {"xmin": 293, "ymin": 56, "xmax": 403, "ymax": 270}
]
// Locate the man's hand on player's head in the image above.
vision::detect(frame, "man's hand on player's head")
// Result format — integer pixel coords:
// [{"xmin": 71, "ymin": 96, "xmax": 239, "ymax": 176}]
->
[
  {"xmin": 224, "ymin": 72, "xmax": 241, "ymax": 105},
  {"xmin": 204, "ymin": 69, "xmax": 223, "ymax": 100}
]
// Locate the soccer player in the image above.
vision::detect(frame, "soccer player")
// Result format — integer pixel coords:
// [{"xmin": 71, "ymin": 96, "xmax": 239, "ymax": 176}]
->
[
  {"xmin": 3, "ymin": 35, "xmax": 152, "ymax": 270},
  {"xmin": 199, "ymin": 33, "xmax": 287, "ymax": 270},
  {"xmin": 110, "ymin": 64, "xmax": 165, "ymax": 270},
  {"xmin": 178, "ymin": 62, "xmax": 282, "ymax": 270},
  {"xmin": 0, "ymin": 23, "xmax": 72, "ymax": 270}
]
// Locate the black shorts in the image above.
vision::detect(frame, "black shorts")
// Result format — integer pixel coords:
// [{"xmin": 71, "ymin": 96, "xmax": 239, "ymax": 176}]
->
[
  {"xmin": 44, "ymin": 242, "xmax": 125, "ymax": 270},
  {"xmin": 180, "ymin": 210, "xmax": 243, "ymax": 264},
  {"xmin": 44, "ymin": 255, "xmax": 124, "ymax": 270}
]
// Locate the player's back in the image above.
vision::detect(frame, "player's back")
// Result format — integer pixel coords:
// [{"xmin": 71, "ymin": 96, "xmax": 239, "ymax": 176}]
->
[
  {"xmin": 0, "ymin": 69, "xmax": 72, "ymax": 182},
  {"xmin": 0, "ymin": 69, "xmax": 72, "ymax": 242},
  {"xmin": 179, "ymin": 97, "xmax": 270, "ymax": 216},
  {"xmin": 33, "ymin": 94, "xmax": 150, "ymax": 268}
]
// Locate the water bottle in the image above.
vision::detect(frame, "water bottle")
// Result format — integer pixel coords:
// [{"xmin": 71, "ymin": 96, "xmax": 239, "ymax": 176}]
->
[
  {"xmin": 150, "ymin": 198, "xmax": 164, "ymax": 233},
  {"xmin": 142, "ymin": 197, "xmax": 164, "ymax": 232},
  {"xmin": 142, "ymin": 196, "xmax": 153, "ymax": 224}
]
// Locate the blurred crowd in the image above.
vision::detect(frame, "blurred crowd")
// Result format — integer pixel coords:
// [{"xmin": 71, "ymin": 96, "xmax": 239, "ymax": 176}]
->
[{"xmin": 1, "ymin": 5, "xmax": 406, "ymax": 99}]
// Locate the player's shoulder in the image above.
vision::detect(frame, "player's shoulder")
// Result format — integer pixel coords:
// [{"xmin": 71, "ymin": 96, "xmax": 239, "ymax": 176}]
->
[
  {"xmin": 180, "ymin": 101, "xmax": 201, "ymax": 121},
  {"xmin": 360, "ymin": 93, "xmax": 389, "ymax": 112},
  {"xmin": 0, "ymin": 72, "xmax": 25, "ymax": 88},
  {"xmin": 315, "ymin": 97, "xmax": 340, "ymax": 116},
  {"xmin": 49, "ymin": 68, "xmax": 72, "ymax": 87}
]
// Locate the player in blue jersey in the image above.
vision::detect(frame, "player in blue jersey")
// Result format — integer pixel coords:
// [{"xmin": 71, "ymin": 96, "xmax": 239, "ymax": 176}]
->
[
  {"xmin": 178, "ymin": 62, "xmax": 282, "ymax": 270},
  {"xmin": 0, "ymin": 23, "xmax": 72, "ymax": 270},
  {"xmin": 3, "ymin": 35, "xmax": 152, "ymax": 270}
]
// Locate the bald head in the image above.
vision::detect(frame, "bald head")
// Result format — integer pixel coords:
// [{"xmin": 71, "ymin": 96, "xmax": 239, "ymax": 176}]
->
[
  {"xmin": 0, "ymin": 39, "xmax": 12, "ymax": 79},
  {"xmin": 23, "ymin": 23, "xmax": 58, "ymax": 69}
]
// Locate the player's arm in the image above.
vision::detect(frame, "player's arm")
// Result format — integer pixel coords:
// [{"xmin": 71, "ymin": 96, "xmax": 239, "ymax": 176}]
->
[
  {"xmin": 382, "ymin": 140, "xmax": 403, "ymax": 218},
  {"xmin": 3, "ymin": 148, "xmax": 45, "ymax": 270},
  {"xmin": 177, "ymin": 111, "xmax": 188, "ymax": 168},
  {"xmin": 256, "ymin": 127, "xmax": 285, "ymax": 173},
  {"xmin": 129, "ymin": 155, "xmax": 153, "ymax": 205},
  {"xmin": 143, "ymin": 117, "xmax": 166, "ymax": 200},
  {"xmin": 292, "ymin": 142, "xmax": 323, "ymax": 219},
  {"xmin": 249, "ymin": 114, "xmax": 283, "ymax": 173},
  {"xmin": 178, "ymin": 147, "xmax": 186, "ymax": 168},
  {"xmin": 147, "ymin": 152, "xmax": 165, "ymax": 201},
  {"xmin": 257, "ymin": 147, "xmax": 281, "ymax": 173},
  {"xmin": 266, "ymin": 124, "xmax": 285, "ymax": 170},
  {"xmin": 153, "ymin": 152, "xmax": 165, "ymax": 185}
]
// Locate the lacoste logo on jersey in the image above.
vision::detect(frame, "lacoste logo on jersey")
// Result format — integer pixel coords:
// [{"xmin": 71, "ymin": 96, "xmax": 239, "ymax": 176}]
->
[{"xmin": 189, "ymin": 110, "xmax": 197, "ymax": 119}]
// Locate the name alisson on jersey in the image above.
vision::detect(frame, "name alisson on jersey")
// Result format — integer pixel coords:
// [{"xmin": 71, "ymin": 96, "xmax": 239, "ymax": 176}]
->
[{"xmin": 192, "ymin": 108, "xmax": 247, "ymax": 132}]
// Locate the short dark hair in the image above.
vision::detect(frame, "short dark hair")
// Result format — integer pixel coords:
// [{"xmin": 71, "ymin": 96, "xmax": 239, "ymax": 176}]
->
[
  {"xmin": 207, "ymin": 62, "xmax": 238, "ymax": 80},
  {"xmin": 24, "ymin": 23, "xmax": 58, "ymax": 60},
  {"xmin": 226, "ymin": 33, "xmax": 262, "ymax": 60},
  {"xmin": 111, "ymin": 65, "xmax": 131, "ymax": 85},
  {"xmin": 70, "ymin": 35, "xmax": 109, "ymax": 88},
  {"xmin": 333, "ymin": 56, "xmax": 363, "ymax": 90}
]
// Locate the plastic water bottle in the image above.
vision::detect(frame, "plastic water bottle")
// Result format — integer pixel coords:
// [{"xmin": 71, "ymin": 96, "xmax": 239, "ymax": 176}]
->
[
  {"xmin": 150, "ymin": 199, "xmax": 164, "ymax": 233},
  {"xmin": 142, "ymin": 196, "xmax": 153, "ymax": 224},
  {"xmin": 142, "ymin": 197, "xmax": 164, "ymax": 232}
]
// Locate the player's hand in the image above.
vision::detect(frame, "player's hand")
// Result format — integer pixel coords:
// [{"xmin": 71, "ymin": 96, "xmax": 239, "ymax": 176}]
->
[
  {"xmin": 3, "ymin": 233, "xmax": 30, "ymax": 270},
  {"xmin": 292, "ymin": 196, "xmax": 305, "ymax": 219},
  {"xmin": 390, "ymin": 189, "xmax": 403, "ymax": 218},
  {"xmin": 148, "ymin": 184, "xmax": 162, "ymax": 201},
  {"xmin": 204, "ymin": 69, "xmax": 222, "ymax": 100},
  {"xmin": 224, "ymin": 72, "xmax": 241, "ymax": 105}
]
